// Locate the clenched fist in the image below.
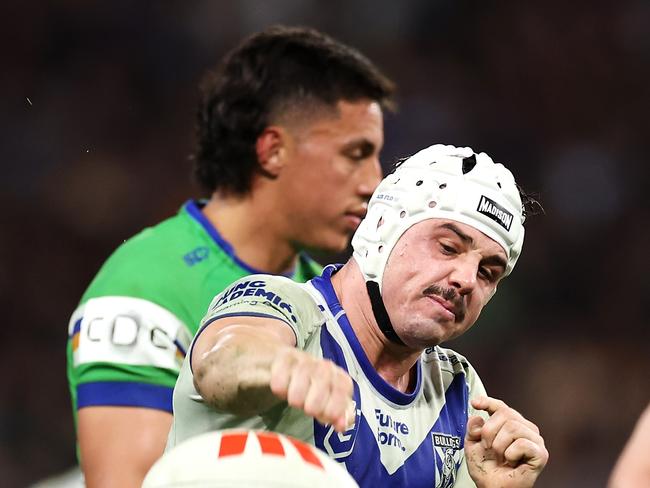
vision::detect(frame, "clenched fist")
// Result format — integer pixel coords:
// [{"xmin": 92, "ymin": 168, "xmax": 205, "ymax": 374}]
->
[{"xmin": 270, "ymin": 347, "xmax": 355, "ymax": 432}]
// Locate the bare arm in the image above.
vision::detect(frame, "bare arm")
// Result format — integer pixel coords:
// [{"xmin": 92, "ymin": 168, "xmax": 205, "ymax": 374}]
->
[
  {"xmin": 192, "ymin": 316, "xmax": 354, "ymax": 432},
  {"xmin": 609, "ymin": 403, "xmax": 650, "ymax": 488},
  {"xmin": 192, "ymin": 316, "xmax": 296, "ymax": 415},
  {"xmin": 78, "ymin": 406, "xmax": 171, "ymax": 488}
]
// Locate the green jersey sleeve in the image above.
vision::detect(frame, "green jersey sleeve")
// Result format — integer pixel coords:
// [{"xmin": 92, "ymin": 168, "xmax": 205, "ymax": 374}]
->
[{"xmin": 67, "ymin": 201, "xmax": 323, "ymax": 419}]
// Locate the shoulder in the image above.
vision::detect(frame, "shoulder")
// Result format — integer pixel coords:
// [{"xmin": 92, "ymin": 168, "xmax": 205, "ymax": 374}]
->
[
  {"xmin": 207, "ymin": 274, "xmax": 319, "ymax": 319},
  {"xmin": 423, "ymin": 345, "xmax": 483, "ymax": 386},
  {"xmin": 94, "ymin": 211, "xmax": 193, "ymax": 275},
  {"xmin": 424, "ymin": 346, "xmax": 487, "ymax": 403},
  {"xmin": 81, "ymin": 206, "xmax": 208, "ymax": 303},
  {"xmin": 423, "ymin": 346, "xmax": 472, "ymax": 372},
  {"xmin": 202, "ymin": 274, "xmax": 323, "ymax": 347}
]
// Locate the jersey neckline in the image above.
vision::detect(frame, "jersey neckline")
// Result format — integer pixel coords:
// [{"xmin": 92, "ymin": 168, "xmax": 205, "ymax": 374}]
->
[
  {"xmin": 310, "ymin": 265, "xmax": 423, "ymax": 406},
  {"xmin": 183, "ymin": 200, "xmax": 301, "ymax": 278}
]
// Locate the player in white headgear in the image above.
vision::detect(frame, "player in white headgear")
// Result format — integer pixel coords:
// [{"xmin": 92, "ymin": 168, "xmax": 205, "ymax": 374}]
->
[
  {"xmin": 167, "ymin": 143, "xmax": 548, "ymax": 488},
  {"xmin": 352, "ymin": 143, "xmax": 526, "ymax": 344}
]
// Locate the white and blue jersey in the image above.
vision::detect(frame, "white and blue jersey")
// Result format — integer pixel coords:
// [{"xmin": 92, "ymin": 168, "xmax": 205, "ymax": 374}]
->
[{"xmin": 168, "ymin": 265, "xmax": 487, "ymax": 487}]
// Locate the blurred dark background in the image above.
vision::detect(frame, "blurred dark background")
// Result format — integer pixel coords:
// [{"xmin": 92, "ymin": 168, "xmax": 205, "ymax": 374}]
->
[{"xmin": 2, "ymin": 1, "xmax": 648, "ymax": 487}]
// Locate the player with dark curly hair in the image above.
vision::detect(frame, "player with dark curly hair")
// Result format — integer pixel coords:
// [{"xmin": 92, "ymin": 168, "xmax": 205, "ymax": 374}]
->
[{"xmin": 67, "ymin": 25, "xmax": 394, "ymax": 488}]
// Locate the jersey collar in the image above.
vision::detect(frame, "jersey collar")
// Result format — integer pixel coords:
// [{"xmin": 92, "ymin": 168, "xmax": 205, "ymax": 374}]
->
[
  {"xmin": 184, "ymin": 200, "xmax": 299, "ymax": 277},
  {"xmin": 310, "ymin": 265, "xmax": 423, "ymax": 406}
]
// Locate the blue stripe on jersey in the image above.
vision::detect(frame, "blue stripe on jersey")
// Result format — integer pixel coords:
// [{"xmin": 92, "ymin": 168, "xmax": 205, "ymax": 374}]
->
[
  {"xmin": 314, "ymin": 324, "xmax": 362, "ymax": 460},
  {"xmin": 430, "ymin": 372, "xmax": 469, "ymax": 487},
  {"xmin": 318, "ymin": 318, "xmax": 350, "ymax": 373},
  {"xmin": 331, "ymin": 413, "xmax": 397, "ymax": 484},
  {"xmin": 310, "ymin": 265, "xmax": 422, "ymax": 406},
  {"xmin": 312, "ymin": 286, "xmax": 434, "ymax": 487},
  {"xmin": 318, "ymin": 410, "xmax": 438, "ymax": 487},
  {"xmin": 77, "ymin": 382, "xmax": 173, "ymax": 412},
  {"xmin": 315, "ymin": 370, "xmax": 469, "ymax": 487},
  {"xmin": 433, "ymin": 371, "xmax": 469, "ymax": 445},
  {"xmin": 184, "ymin": 200, "xmax": 298, "ymax": 277},
  {"xmin": 184, "ymin": 200, "xmax": 264, "ymax": 275},
  {"xmin": 310, "ymin": 265, "xmax": 472, "ymax": 487},
  {"xmin": 173, "ymin": 339, "xmax": 186, "ymax": 357},
  {"xmin": 69, "ymin": 318, "xmax": 82, "ymax": 338}
]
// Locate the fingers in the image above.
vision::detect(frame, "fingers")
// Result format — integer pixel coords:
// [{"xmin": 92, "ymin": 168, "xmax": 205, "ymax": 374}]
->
[
  {"xmin": 468, "ymin": 395, "xmax": 547, "ymax": 469},
  {"xmin": 270, "ymin": 349, "xmax": 353, "ymax": 432},
  {"xmin": 305, "ymin": 361, "xmax": 353, "ymax": 431},
  {"xmin": 504, "ymin": 437, "xmax": 549, "ymax": 470},
  {"xmin": 471, "ymin": 395, "xmax": 507, "ymax": 415},
  {"xmin": 320, "ymin": 383, "xmax": 354, "ymax": 432},
  {"xmin": 491, "ymin": 420, "xmax": 545, "ymax": 466},
  {"xmin": 472, "ymin": 396, "xmax": 540, "ymax": 437},
  {"xmin": 269, "ymin": 348, "xmax": 297, "ymax": 398},
  {"xmin": 465, "ymin": 415, "xmax": 485, "ymax": 442}
]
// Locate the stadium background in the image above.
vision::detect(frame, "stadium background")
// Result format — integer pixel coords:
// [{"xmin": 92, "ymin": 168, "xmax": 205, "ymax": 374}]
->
[{"xmin": 2, "ymin": 1, "xmax": 648, "ymax": 486}]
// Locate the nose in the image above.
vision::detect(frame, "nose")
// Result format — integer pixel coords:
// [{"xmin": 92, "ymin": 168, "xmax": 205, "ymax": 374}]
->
[
  {"xmin": 448, "ymin": 259, "xmax": 478, "ymax": 297},
  {"xmin": 358, "ymin": 156, "xmax": 383, "ymax": 198}
]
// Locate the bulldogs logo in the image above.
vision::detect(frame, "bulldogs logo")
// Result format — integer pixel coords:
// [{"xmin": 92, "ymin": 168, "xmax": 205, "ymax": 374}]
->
[{"xmin": 432, "ymin": 433, "xmax": 462, "ymax": 488}]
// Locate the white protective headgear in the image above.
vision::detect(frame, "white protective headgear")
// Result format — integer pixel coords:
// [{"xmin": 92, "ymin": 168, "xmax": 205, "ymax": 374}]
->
[{"xmin": 352, "ymin": 144, "xmax": 525, "ymax": 292}]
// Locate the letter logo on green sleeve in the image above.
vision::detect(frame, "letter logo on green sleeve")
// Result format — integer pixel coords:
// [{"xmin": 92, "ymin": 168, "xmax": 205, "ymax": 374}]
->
[{"xmin": 71, "ymin": 296, "xmax": 191, "ymax": 371}]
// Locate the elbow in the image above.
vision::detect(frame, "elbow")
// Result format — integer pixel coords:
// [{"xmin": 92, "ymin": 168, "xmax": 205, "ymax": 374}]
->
[
  {"xmin": 193, "ymin": 341, "xmax": 239, "ymax": 411},
  {"xmin": 193, "ymin": 339, "xmax": 276, "ymax": 416}
]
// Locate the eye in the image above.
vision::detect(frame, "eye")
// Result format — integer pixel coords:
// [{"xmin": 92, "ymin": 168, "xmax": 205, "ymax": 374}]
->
[
  {"xmin": 345, "ymin": 148, "xmax": 365, "ymax": 161},
  {"xmin": 440, "ymin": 243, "xmax": 457, "ymax": 255},
  {"xmin": 478, "ymin": 267, "xmax": 493, "ymax": 281},
  {"xmin": 343, "ymin": 141, "xmax": 374, "ymax": 161},
  {"xmin": 479, "ymin": 266, "xmax": 503, "ymax": 283}
]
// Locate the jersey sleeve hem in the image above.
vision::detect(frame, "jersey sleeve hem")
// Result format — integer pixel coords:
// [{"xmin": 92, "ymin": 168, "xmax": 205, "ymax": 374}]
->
[
  {"xmin": 189, "ymin": 312, "xmax": 298, "ymax": 375},
  {"xmin": 77, "ymin": 381, "xmax": 173, "ymax": 412}
]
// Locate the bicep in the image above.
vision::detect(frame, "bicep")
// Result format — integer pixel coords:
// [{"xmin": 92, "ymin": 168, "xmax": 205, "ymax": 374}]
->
[
  {"xmin": 78, "ymin": 406, "xmax": 172, "ymax": 488},
  {"xmin": 191, "ymin": 315, "xmax": 297, "ymax": 372}
]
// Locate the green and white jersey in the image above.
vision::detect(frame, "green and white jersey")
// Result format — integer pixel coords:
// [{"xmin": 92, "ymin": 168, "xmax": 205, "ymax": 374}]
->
[
  {"xmin": 66, "ymin": 200, "xmax": 321, "ymax": 417},
  {"xmin": 168, "ymin": 265, "xmax": 488, "ymax": 488}
]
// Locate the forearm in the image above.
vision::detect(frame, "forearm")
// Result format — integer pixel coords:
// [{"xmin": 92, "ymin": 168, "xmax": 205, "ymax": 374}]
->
[
  {"xmin": 79, "ymin": 407, "xmax": 172, "ymax": 488},
  {"xmin": 193, "ymin": 325, "xmax": 289, "ymax": 415},
  {"xmin": 609, "ymin": 404, "xmax": 650, "ymax": 487}
]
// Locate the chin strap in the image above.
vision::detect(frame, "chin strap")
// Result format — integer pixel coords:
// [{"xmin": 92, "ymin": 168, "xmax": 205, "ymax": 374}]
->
[{"xmin": 365, "ymin": 281, "xmax": 405, "ymax": 346}]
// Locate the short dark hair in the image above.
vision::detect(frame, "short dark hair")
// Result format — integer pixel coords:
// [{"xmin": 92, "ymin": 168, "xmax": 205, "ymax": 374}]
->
[{"xmin": 194, "ymin": 25, "xmax": 396, "ymax": 195}]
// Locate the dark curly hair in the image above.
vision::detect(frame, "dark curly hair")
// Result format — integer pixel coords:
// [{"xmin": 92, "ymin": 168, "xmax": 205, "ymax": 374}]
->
[{"xmin": 194, "ymin": 25, "xmax": 396, "ymax": 195}]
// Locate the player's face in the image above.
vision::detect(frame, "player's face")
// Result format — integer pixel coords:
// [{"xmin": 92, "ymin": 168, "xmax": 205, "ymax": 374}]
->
[
  {"xmin": 279, "ymin": 99, "xmax": 384, "ymax": 253},
  {"xmin": 381, "ymin": 219, "xmax": 508, "ymax": 348}
]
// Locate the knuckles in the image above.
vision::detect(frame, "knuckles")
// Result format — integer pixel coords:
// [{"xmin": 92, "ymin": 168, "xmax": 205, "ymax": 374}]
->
[{"xmin": 272, "ymin": 351, "xmax": 353, "ymax": 419}]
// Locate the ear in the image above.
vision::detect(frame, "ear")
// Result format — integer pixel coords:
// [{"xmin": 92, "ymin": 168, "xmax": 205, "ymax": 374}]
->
[{"xmin": 255, "ymin": 126, "xmax": 286, "ymax": 177}]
